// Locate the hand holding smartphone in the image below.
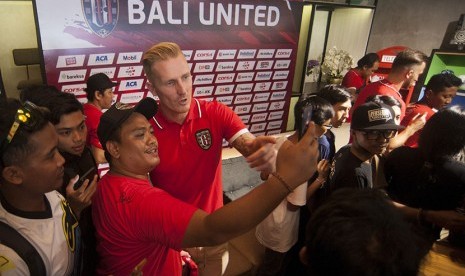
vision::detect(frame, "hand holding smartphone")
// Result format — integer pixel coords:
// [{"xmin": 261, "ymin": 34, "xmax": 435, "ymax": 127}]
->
[
  {"xmin": 73, "ymin": 167, "xmax": 97, "ymax": 190},
  {"xmin": 299, "ymin": 105, "xmax": 313, "ymax": 140}
]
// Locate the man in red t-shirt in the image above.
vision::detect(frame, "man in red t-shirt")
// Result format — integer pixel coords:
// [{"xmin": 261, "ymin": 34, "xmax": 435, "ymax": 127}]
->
[
  {"xmin": 401, "ymin": 72, "xmax": 462, "ymax": 147},
  {"xmin": 83, "ymin": 73, "xmax": 118, "ymax": 164},
  {"xmin": 92, "ymin": 98, "xmax": 320, "ymax": 276},
  {"xmin": 142, "ymin": 42, "xmax": 277, "ymax": 275},
  {"xmin": 352, "ymin": 49, "xmax": 428, "ymax": 122},
  {"xmin": 342, "ymin": 53, "xmax": 380, "ymax": 102}
]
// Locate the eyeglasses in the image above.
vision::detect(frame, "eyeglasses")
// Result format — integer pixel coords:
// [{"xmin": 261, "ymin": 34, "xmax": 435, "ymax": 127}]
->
[
  {"xmin": 358, "ymin": 129, "xmax": 397, "ymax": 140},
  {"xmin": 1, "ymin": 101, "xmax": 40, "ymax": 150}
]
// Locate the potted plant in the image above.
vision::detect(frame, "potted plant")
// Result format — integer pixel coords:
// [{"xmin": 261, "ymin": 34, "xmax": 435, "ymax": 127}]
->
[{"xmin": 321, "ymin": 46, "xmax": 354, "ymax": 84}]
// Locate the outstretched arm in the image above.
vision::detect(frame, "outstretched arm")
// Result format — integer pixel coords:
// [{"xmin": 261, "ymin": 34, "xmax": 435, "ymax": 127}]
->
[
  {"xmin": 232, "ymin": 132, "xmax": 277, "ymax": 174},
  {"xmin": 391, "ymin": 200, "xmax": 465, "ymax": 231},
  {"xmin": 387, "ymin": 113, "xmax": 426, "ymax": 153},
  {"xmin": 182, "ymin": 123, "xmax": 320, "ymax": 247}
]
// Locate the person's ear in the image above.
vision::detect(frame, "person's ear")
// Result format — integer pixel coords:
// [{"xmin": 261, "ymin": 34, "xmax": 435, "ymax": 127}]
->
[
  {"xmin": 425, "ymin": 89, "xmax": 433, "ymax": 99},
  {"xmin": 2, "ymin": 166, "xmax": 24, "ymax": 185},
  {"xmin": 406, "ymin": 68, "xmax": 415, "ymax": 79},
  {"xmin": 106, "ymin": 141, "xmax": 120, "ymax": 159},
  {"xmin": 299, "ymin": 246, "xmax": 309, "ymax": 265},
  {"xmin": 95, "ymin": 90, "xmax": 104, "ymax": 100},
  {"xmin": 145, "ymin": 81, "xmax": 157, "ymax": 97}
]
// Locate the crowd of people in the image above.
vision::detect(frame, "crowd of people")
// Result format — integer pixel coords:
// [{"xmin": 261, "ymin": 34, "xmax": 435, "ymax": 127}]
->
[{"xmin": 1, "ymin": 43, "xmax": 465, "ymax": 276}]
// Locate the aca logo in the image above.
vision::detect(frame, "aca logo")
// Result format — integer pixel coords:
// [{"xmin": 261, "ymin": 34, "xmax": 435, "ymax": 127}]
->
[{"xmin": 82, "ymin": 0, "xmax": 119, "ymax": 38}]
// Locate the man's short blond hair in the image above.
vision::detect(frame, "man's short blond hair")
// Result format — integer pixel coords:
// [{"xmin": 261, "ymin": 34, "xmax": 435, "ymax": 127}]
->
[{"xmin": 142, "ymin": 42, "xmax": 183, "ymax": 83}]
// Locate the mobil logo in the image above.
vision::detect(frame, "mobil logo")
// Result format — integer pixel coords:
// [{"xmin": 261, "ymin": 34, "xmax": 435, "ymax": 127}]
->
[{"xmin": 117, "ymin": 52, "xmax": 142, "ymax": 64}]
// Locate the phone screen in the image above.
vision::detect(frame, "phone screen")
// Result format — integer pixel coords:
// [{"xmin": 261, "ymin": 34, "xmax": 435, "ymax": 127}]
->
[
  {"xmin": 299, "ymin": 105, "xmax": 313, "ymax": 140},
  {"xmin": 73, "ymin": 166, "xmax": 97, "ymax": 190}
]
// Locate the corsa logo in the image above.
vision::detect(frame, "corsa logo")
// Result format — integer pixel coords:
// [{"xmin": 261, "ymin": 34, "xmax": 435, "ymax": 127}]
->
[{"xmin": 82, "ymin": 0, "xmax": 119, "ymax": 38}]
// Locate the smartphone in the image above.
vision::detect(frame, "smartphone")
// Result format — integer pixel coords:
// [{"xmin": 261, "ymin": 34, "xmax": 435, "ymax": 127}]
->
[
  {"xmin": 73, "ymin": 166, "xmax": 97, "ymax": 190},
  {"xmin": 299, "ymin": 105, "xmax": 313, "ymax": 140}
]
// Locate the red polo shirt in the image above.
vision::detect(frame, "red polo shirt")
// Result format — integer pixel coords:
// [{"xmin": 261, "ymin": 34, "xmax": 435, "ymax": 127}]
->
[
  {"xmin": 352, "ymin": 80, "xmax": 406, "ymax": 121},
  {"xmin": 342, "ymin": 69, "xmax": 364, "ymax": 90},
  {"xmin": 401, "ymin": 103, "xmax": 436, "ymax": 148},
  {"xmin": 150, "ymin": 99, "xmax": 247, "ymax": 213},
  {"xmin": 83, "ymin": 103, "xmax": 103, "ymax": 149}
]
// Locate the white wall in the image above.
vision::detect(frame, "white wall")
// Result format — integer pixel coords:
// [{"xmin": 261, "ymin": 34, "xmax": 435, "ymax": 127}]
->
[{"xmin": 0, "ymin": 1, "xmax": 40, "ymax": 99}]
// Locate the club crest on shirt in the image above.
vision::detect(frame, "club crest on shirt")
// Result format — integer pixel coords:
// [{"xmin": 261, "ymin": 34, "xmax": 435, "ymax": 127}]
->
[
  {"xmin": 195, "ymin": 129, "xmax": 212, "ymax": 150},
  {"xmin": 82, "ymin": 0, "xmax": 119, "ymax": 38}
]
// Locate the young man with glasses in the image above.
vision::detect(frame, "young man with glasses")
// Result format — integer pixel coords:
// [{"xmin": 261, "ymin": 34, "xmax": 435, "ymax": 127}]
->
[
  {"xmin": 328, "ymin": 102, "xmax": 404, "ymax": 193},
  {"xmin": 0, "ymin": 99, "xmax": 81, "ymax": 275}
]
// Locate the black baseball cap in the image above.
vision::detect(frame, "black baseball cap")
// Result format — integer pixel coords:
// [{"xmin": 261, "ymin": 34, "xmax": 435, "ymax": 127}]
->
[
  {"xmin": 351, "ymin": 102, "xmax": 404, "ymax": 131},
  {"xmin": 97, "ymin": 98, "xmax": 158, "ymax": 151},
  {"xmin": 85, "ymin": 73, "xmax": 119, "ymax": 93}
]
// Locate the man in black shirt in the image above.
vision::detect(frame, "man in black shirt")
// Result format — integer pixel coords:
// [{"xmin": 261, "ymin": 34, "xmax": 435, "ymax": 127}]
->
[{"xmin": 329, "ymin": 102, "xmax": 403, "ymax": 193}]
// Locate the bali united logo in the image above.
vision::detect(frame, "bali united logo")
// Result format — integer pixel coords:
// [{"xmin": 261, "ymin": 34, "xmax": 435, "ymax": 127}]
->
[
  {"xmin": 82, "ymin": 0, "xmax": 119, "ymax": 38},
  {"xmin": 195, "ymin": 129, "xmax": 212, "ymax": 150}
]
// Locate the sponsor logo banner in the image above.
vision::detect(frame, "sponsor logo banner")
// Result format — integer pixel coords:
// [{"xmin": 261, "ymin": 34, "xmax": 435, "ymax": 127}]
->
[
  {"xmin": 194, "ymin": 74, "xmax": 215, "ymax": 85},
  {"xmin": 217, "ymin": 49, "xmax": 237, "ymax": 60},
  {"xmin": 89, "ymin": 67, "xmax": 117, "ymax": 78},
  {"xmin": 235, "ymin": 83, "xmax": 254, "ymax": 93},
  {"xmin": 194, "ymin": 62, "xmax": 215, "ymax": 73},
  {"xmin": 88, "ymin": 53, "xmax": 115, "ymax": 66},
  {"xmin": 215, "ymin": 95, "xmax": 234, "ymax": 105},
  {"xmin": 251, "ymin": 112, "xmax": 268, "ymax": 122},
  {"xmin": 267, "ymin": 120, "xmax": 283, "ymax": 129},
  {"xmin": 194, "ymin": 50, "xmax": 216, "ymax": 60},
  {"xmin": 194, "ymin": 86, "xmax": 214, "ymax": 97},
  {"xmin": 215, "ymin": 84, "xmax": 235, "ymax": 95},
  {"xmin": 117, "ymin": 66, "xmax": 143, "ymax": 78},
  {"xmin": 216, "ymin": 61, "xmax": 236, "ymax": 72},
  {"xmin": 268, "ymin": 111, "xmax": 284, "ymax": 120},
  {"xmin": 117, "ymin": 52, "xmax": 143, "ymax": 64},
  {"xmin": 61, "ymin": 83, "xmax": 87, "ymax": 96},
  {"xmin": 56, "ymin": 55, "xmax": 86, "ymax": 68},
  {"xmin": 58, "ymin": 69, "xmax": 87, "ymax": 83},
  {"xmin": 118, "ymin": 79, "xmax": 144, "ymax": 91},
  {"xmin": 234, "ymin": 94, "xmax": 253, "ymax": 104},
  {"xmin": 234, "ymin": 104, "xmax": 252, "ymax": 114}
]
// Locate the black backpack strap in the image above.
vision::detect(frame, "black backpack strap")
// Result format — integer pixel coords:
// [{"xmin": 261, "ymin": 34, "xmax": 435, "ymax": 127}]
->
[{"xmin": 0, "ymin": 221, "xmax": 46, "ymax": 275}]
